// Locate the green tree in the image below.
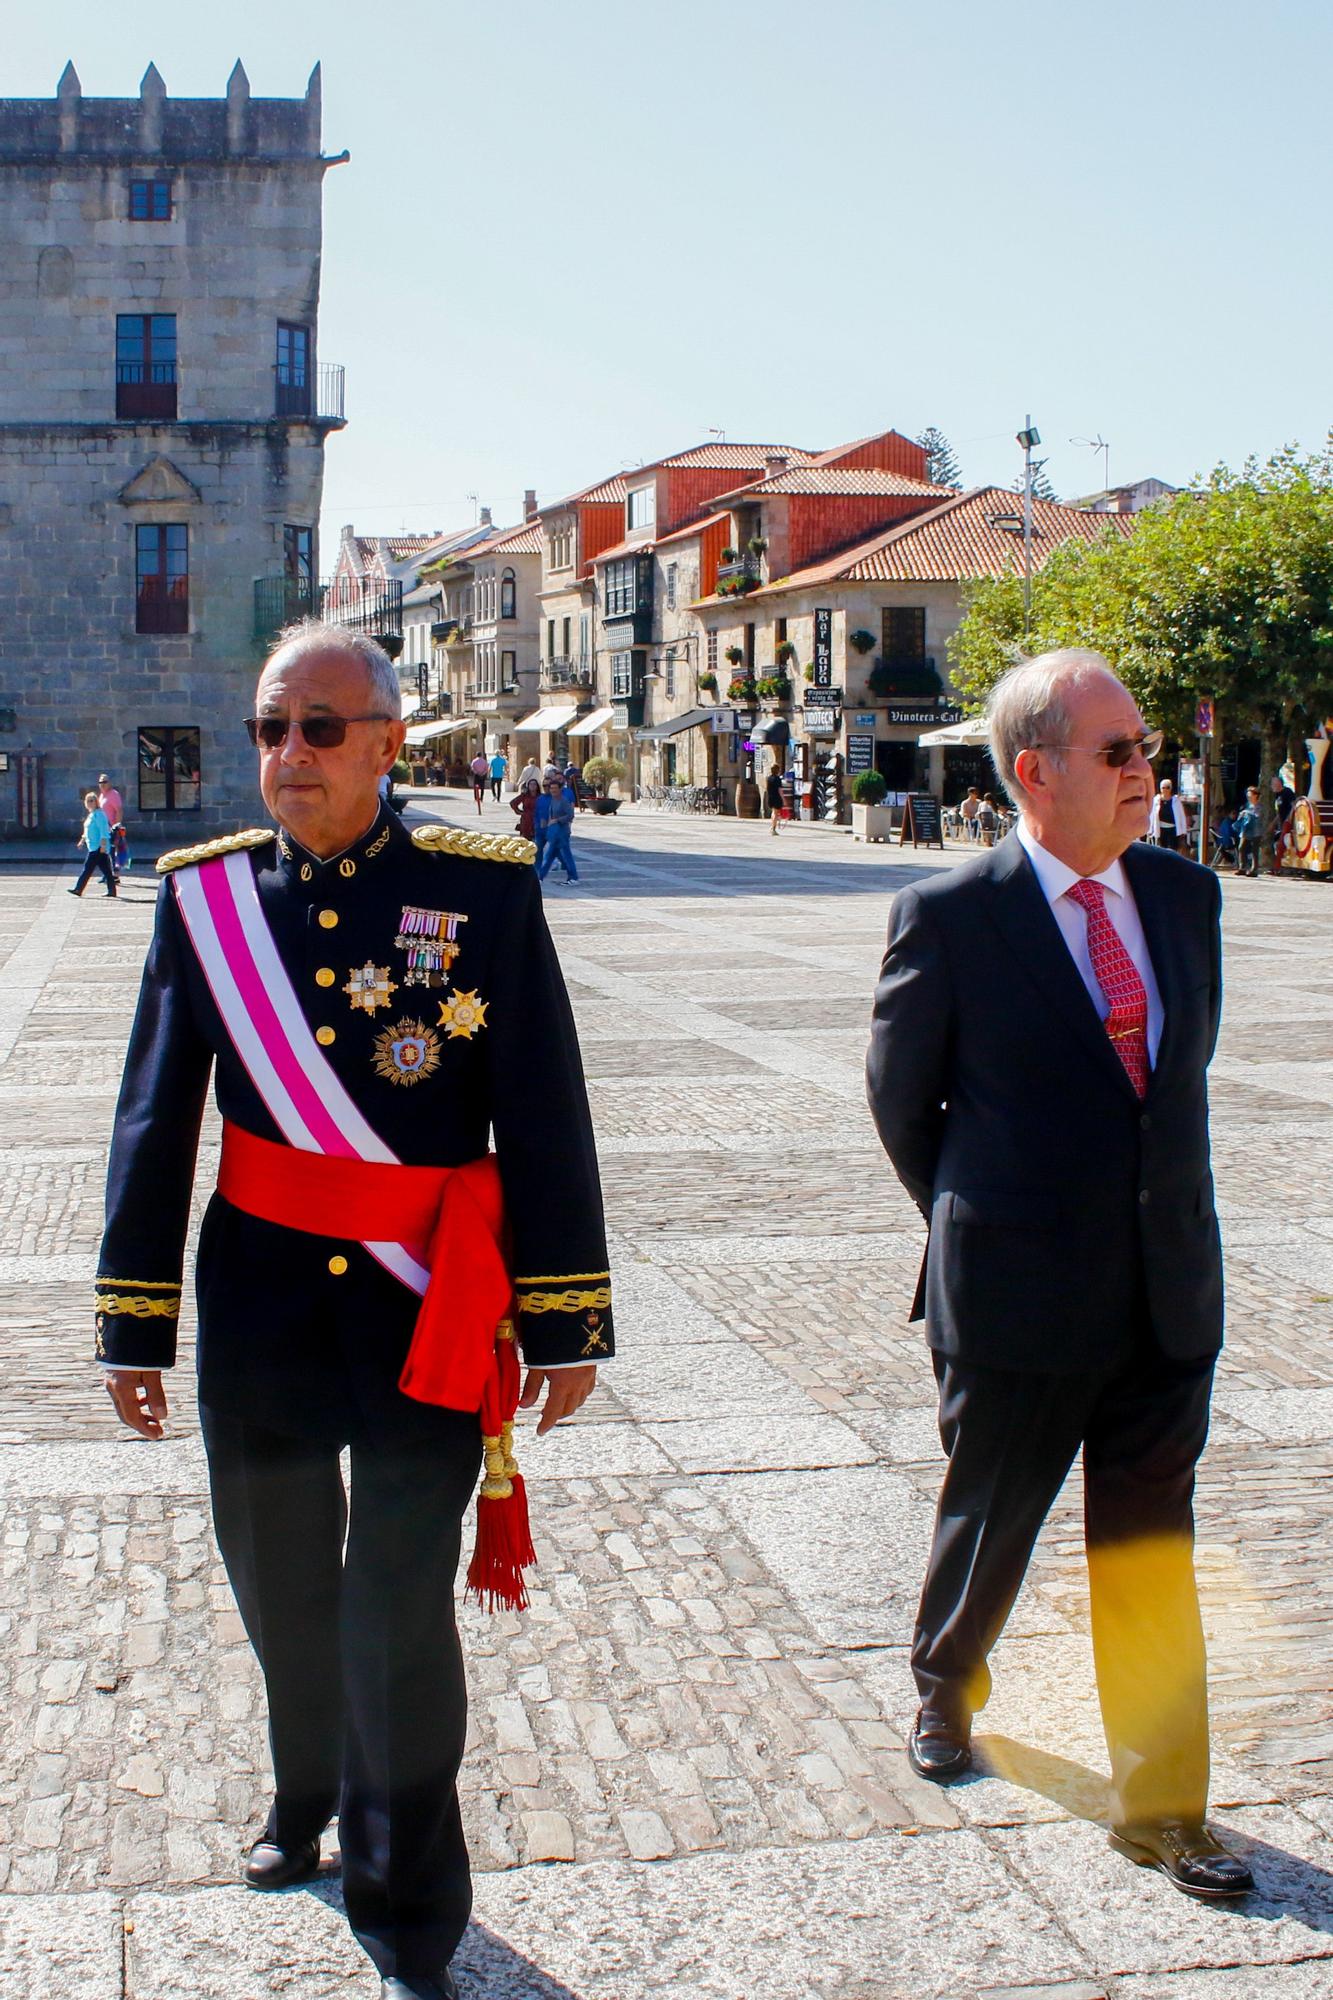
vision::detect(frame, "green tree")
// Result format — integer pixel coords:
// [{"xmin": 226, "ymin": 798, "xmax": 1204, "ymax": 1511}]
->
[
  {"xmin": 1013, "ymin": 460, "xmax": 1059, "ymax": 502},
  {"xmin": 950, "ymin": 441, "xmax": 1333, "ymax": 811},
  {"xmin": 917, "ymin": 426, "xmax": 962, "ymax": 487}
]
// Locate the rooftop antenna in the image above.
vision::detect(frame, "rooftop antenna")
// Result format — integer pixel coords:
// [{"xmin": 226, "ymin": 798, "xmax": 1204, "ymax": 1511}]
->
[
  {"xmin": 1071, "ymin": 433, "xmax": 1111, "ymax": 496},
  {"xmin": 466, "ymin": 491, "xmax": 478, "ymax": 522}
]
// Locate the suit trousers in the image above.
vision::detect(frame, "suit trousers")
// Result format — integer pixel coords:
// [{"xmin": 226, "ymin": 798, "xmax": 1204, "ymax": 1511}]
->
[
  {"xmin": 201, "ymin": 1403, "xmax": 483, "ymax": 1979},
  {"xmin": 911, "ymin": 1334, "xmax": 1215, "ymax": 1826}
]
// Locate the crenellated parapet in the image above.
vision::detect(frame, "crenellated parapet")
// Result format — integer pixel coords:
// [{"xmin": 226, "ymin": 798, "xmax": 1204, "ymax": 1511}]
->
[{"xmin": 0, "ymin": 60, "xmax": 329, "ymax": 163}]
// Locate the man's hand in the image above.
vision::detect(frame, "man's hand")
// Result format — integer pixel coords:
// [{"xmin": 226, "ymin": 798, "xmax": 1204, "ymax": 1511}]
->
[
  {"xmin": 519, "ymin": 1365, "xmax": 596, "ymax": 1436},
  {"xmin": 105, "ymin": 1369, "xmax": 168, "ymax": 1440}
]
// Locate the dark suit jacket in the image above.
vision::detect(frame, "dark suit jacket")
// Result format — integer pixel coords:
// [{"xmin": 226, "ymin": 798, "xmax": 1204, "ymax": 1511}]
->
[
  {"xmin": 865, "ymin": 833, "xmax": 1224, "ymax": 1373},
  {"xmin": 95, "ymin": 805, "xmax": 613, "ymax": 1442}
]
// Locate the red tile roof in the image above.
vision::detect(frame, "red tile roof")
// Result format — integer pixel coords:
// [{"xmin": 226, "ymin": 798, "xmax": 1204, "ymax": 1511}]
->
[
  {"xmin": 717, "ymin": 467, "xmax": 953, "ymax": 501},
  {"xmin": 651, "ymin": 441, "xmax": 818, "ymax": 470},
  {"xmin": 383, "ymin": 534, "xmax": 448, "ymax": 559},
  {"xmin": 543, "ymin": 472, "xmax": 630, "ymax": 512},
  {"xmin": 470, "ymin": 519, "xmax": 544, "ymax": 556},
  {"xmin": 700, "ymin": 488, "xmax": 1138, "ymax": 597}
]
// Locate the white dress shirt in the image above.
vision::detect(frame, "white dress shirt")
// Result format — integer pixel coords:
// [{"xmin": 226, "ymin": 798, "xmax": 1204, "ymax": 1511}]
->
[{"xmin": 1016, "ymin": 818, "xmax": 1165, "ymax": 1066}]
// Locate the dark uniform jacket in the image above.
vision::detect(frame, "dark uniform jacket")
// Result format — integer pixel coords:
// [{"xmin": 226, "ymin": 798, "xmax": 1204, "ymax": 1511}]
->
[
  {"xmin": 95, "ymin": 805, "xmax": 614, "ymax": 1442},
  {"xmin": 865, "ymin": 833, "xmax": 1223, "ymax": 1374}
]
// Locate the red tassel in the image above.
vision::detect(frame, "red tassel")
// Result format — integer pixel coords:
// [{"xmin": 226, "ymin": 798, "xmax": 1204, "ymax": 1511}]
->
[{"xmin": 466, "ymin": 1414, "xmax": 537, "ymax": 1613}]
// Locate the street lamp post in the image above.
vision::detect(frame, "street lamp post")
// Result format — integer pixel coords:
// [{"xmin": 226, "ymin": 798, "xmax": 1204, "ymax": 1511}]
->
[{"xmin": 1015, "ymin": 418, "xmax": 1041, "ymax": 647}]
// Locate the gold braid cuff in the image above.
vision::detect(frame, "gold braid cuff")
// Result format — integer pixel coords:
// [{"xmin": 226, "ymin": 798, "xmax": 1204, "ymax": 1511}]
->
[
  {"xmin": 517, "ymin": 1285, "xmax": 612, "ymax": 1315},
  {"xmin": 94, "ymin": 1293, "xmax": 180, "ymax": 1320}
]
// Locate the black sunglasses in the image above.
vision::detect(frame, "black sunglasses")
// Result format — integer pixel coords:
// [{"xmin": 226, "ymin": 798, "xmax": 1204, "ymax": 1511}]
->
[
  {"xmin": 245, "ymin": 714, "xmax": 390, "ymax": 750},
  {"xmin": 1037, "ymin": 729, "xmax": 1164, "ymax": 769}
]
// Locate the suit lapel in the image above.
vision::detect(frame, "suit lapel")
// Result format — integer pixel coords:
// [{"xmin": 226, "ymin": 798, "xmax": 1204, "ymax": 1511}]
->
[
  {"xmin": 980, "ymin": 837, "xmax": 1141, "ymax": 1101},
  {"xmin": 1121, "ymin": 842, "xmax": 1179, "ymax": 1089}
]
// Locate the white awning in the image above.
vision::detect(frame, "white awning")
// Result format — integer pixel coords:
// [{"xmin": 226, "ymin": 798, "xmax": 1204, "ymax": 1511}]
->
[
  {"xmin": 405, "ymin": 717, "xmax": 470, "ymax": 743},
  {"xmin": 400, "ymin": 694, "xmax": 422, "ymax": 720},
  {"xmin": 567, "ymin": 706, "xmax": 615, "ymax": 738},
  {"xmin": 514, "ymin": 705, "xmax": 580, "ymax": 733},
  {"xmin": 918, "ymin": 716, "xmax": 990, "ymax": 747}
]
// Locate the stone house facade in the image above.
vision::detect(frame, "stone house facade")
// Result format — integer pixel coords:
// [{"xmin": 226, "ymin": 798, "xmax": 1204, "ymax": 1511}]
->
[{"xmin": 0, "ymin": 62, "xmax": 345, "ymax": 842}]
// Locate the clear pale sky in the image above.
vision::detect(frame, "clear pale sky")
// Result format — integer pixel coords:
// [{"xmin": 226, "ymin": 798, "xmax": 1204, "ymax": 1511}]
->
[{"xmin": 9, "ymin": 2, "xmax": 1332, "ymax": 551}]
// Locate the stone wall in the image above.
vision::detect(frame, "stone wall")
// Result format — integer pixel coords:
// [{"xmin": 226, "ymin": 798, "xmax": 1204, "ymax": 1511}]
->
[{"xmin": 0, "ymin": 65, "xmax": 338, "ymax": 844}]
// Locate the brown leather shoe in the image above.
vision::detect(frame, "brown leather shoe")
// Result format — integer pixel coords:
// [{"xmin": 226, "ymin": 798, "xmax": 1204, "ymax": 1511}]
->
[
  {"xmin": 907, "ymin": 1707, "xmax": 972, "ymax": 1782},
  {"xmin": 242, "ymin": 1836, "xmax": 321, "ymax": 1890},
  {"xmin": 1109, "ymin": 1821, "xmax": 1255, "ymax": 1899}
]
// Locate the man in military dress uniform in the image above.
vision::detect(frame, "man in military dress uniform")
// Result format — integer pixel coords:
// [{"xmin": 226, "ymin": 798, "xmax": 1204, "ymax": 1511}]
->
[{"xmin": 97, "ymin": 623, "xmax": 614, "ymax": 2000}]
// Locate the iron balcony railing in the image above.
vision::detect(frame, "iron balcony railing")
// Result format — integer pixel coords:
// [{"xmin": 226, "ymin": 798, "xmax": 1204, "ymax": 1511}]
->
[
  {"xmin": 542, "ymin": 657, "xmax": 594, "ymax": 687},
  {"xmin": 716, "ymin": 553, "xmax": 761, "ymax": 593},
  {"xmin": 274, "ymin": 361, "xmax": 346, "ymax": 422},
  {"xmin": 253, "ymin": 575, "xmax": 316, "ymax": 644},
  {"xmin": 116, "ymin": 362, "xmax": 177, "ymax": 421},
  {"xmin": 320, "ymin": 574, "xmax": 404, "ymax": 642}
]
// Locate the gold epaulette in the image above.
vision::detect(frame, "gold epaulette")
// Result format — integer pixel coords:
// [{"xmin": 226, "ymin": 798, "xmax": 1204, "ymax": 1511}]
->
[
  {"xmin": 411, "ymin": 824, "xmax": 535, "ymax": 866},
  {"xmin": 155, "ymin": 828, "xmax": 276, "ymax": 875}
]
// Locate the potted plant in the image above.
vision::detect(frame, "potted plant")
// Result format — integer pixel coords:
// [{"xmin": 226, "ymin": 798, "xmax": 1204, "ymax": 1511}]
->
[
  {"xmin": 849, "ymin": 629, "xmax": 876, "ymax": 655},
  {"xmin": 389, "ymin": 756, "xmax": 412, "ymax": 812},
  {"xmin": 775, "ymin": 640, "xmax": 797, "ymax": 667},
  {"xmin": 724, "ymin": 645, "xmax": 744, "ymax": 666},
  {"xmin": 698, "ymin": 671, "xmax": 719, "ymax": 695},
  {"xmin": 727, "ymin": 677, "xmax": 758, "ymax": 702},
  {"xmin": 803, "ymin": 663, "xmax": 815, "ymax": 682},
  {"xmin": 720, "ymin": 546, "xmax": 739, "ymax": 563},
  {"xmin": 748, "ymin": 535, "xmax": 768, "ymax": 556},
  {"xmin": 755, "ymin": 675, "xmax": 792, "ymax": 701},
  {"xmin": 582, "ymin": 755, "xmax": 627, "ymax": 815},
  {"xmin": 850, "ymin": 768, "xmax": 894, "ymax": 843}
]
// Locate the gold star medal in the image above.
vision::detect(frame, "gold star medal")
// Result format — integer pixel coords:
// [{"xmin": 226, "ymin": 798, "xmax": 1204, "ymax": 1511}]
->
[
  {"xmin": 371, "ymin": 1017, "xmax": 442, "ymax": 1086},
  {"xmin": 436, "ymin": 989, "xmax": 489, "ymax": 1040},
  {"xmin": 343, "ymin": 962, "xmax": 397, "ymax": 1014}
]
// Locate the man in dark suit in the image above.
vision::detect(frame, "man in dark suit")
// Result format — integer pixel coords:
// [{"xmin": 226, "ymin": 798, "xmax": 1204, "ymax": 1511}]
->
[
  {"xmin": 866, "ymin": 649, "xmax": 1252, "ymax": 1900},
  {"xmin": 97, "ymin": 622, "xmax": 614, "ymax": 2000}
]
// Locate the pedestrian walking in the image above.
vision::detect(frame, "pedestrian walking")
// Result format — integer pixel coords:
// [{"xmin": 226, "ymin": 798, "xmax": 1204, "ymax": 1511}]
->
[
  {"xmin": 510, "ymin": 775, "xmax": 541, "ymax": 844},
  {"xmin": 69, "ymin": 789, "xmax": 117, "ymax": 898},
  {"xmin": 97, "ymin": 771, "xmax": 124, "ymax": 827},
  {"xmin": 96, "ymin": 620, "xmax": 613, "ymax": 2000},
  {"xmin": 469, "ymin": 751, "xmax": 489, "ymax": 814},
  {"xmin": 516, "ymin": 757, "xmax": 540, "ymax": 792},
  {"xmin": 1149, "ymin": 777, "xmax": 1188, "ymax": 852},
  {"xmin": 764, "ymin": 768, "xmax": 785, "ymax": 835},
  {"xmin": 535, "ymin": 773, "xmax": 578, "ymax": 883},
  {"xmin": 867, "ymin": 648, "xmax": 1253, "ymax": 1902},
  {"xmin": 1234, "ymin": 786, "xmax": 1262, "ymax": 876},
  {"xmin": 488, "ymin": 749, "xmax": 507, "ymax": 803}
]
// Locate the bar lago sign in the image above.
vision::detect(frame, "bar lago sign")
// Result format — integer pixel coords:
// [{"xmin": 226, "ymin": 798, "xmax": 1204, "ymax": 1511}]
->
[{"xmin": 813, "ymin": 607, "xmax": 833, "ymax": 687}]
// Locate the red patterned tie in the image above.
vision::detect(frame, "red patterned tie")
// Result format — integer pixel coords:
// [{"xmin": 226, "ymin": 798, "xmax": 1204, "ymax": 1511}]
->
[{"xmin": 1066, "ymin": 878, "xmax": 1150, "ymax": 1098}]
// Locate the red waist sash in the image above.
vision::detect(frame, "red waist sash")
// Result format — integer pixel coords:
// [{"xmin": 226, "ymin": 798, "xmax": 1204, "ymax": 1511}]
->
[{"xmin": 217, "ymin": 1119, "xmax": 514, "ymax": 1421}]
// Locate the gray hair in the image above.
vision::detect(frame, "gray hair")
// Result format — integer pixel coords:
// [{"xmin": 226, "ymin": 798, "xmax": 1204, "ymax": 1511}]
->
[
  {"xmin": 986, "ymin": 648, "xmax": 1116, "ymax": 804},
  {"xmin": 261, "ymin": 619, "xmax": 402, "ymax": 720}
]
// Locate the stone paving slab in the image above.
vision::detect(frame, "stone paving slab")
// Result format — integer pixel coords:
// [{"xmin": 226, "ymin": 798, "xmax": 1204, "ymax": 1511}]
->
[{"xmin": 0, "ymin": 1892, "xmax": 122, "ymax": 2000}]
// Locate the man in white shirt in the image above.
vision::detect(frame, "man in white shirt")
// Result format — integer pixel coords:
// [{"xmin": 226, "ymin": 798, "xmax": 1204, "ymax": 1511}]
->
[{"xmin": 867, "ymin": 649, "xmax": 1251, "ymax": 1903}]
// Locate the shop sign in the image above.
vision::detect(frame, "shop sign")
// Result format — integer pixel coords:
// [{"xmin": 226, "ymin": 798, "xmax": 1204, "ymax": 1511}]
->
[
  {"xmin": 813, "ymin": 607, "xmax": 833, "ymax": 686},
  {"xmin": 846, "ymin": 733, "xmax": 875, "ymax": 775},
  {"xmin": 885, "ymin": 702, "xmax": 964, "ymax": 727},
  {"xmin": 806, "ymin": 717, "xmax": 838, "ymax": 737},
  {"xmin": 803, "ymin": 687, "xmax": 843, "ymax": 709},
  {"xmin": 710, "ymin": 709, "xmax": 736, "ymax": 733},
  {"xmin": 850, "ymin": 712, "xmax": 877, "ymax": 729}
]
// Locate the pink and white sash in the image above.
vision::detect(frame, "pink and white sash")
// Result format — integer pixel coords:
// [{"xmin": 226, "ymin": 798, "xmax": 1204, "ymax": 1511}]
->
[{"xmin": 173, "ymin": 851, "xmax": 431, "ymax": 1295}]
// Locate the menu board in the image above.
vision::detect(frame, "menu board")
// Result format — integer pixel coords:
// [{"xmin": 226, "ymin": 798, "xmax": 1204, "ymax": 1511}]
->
[{"xmin": 898, "ymin": 792, "xmax": 943, "ymax": 848}]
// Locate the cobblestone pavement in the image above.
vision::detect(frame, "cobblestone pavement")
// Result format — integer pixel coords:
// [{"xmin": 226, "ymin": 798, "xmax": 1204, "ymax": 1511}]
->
[{"xmin": 2, "ymin": 803, "xmax": 1332, "ymax": 1998}]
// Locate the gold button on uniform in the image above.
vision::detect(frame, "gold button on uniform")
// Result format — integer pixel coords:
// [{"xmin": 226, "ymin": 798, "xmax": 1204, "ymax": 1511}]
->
[
  {"xmin": 315, "ymin": 968, "xmax": 335, "ymax": 988},
  {"xmin": 318, "ymin": 909, "xmax": 338, "ymax": 930},
  {"xmin": 315, "ymin": 1026, "xmax": 336, "ymax": 1046},
  {"xmin": 328, "ymin": 1255, "xmax": 348, "ymax": 1276}
]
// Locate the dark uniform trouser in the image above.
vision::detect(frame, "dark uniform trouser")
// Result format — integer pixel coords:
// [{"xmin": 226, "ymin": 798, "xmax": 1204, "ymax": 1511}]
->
[
  {"xmin": 201, "ymin": 1405, "xmax": 483, "ymax": 1980},
  {"xmin": 911, "ymin": 1334, "xmax": 1215, "ymax": 1826}
]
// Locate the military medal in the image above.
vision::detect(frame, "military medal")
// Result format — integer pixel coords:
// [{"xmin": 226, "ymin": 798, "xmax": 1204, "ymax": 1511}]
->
[
  {"xmin": 393, "ymin": 906, "xmax": 468, "ymax": 988},
  {"xmin": 372, "ymin": 1017, "xmax": 442, "ymax": 1086},
  {"xmin": 436, "ymin": 989, "xmax": 489, "ymax": 1040},
  {"xmin": 343, "ymin": 963, "xmax": 397, "ymax": 1014}
]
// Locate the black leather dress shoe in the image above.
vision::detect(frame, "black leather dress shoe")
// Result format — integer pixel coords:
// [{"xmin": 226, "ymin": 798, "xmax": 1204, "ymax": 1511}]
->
[
  {"xmin": 1109, "ymin": 1820, "xmax": 1255, "ymax": 1899},
  {"xmin": 380, "ymin": 1973, "xmax": 459, "ymax": 2000},
  {"xmin": 907, "ymin": 1707, "xmax": 972, "ymax": 1782},
  {"xmin": 242, "ymin": 1836, "xmax": 322, "ymax": 1890}
]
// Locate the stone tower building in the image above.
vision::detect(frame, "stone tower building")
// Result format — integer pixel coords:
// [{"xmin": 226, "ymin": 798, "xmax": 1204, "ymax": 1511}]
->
[{"xmin": 0, "ymin": 61, "xmax": 346, "ymax": 843}]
